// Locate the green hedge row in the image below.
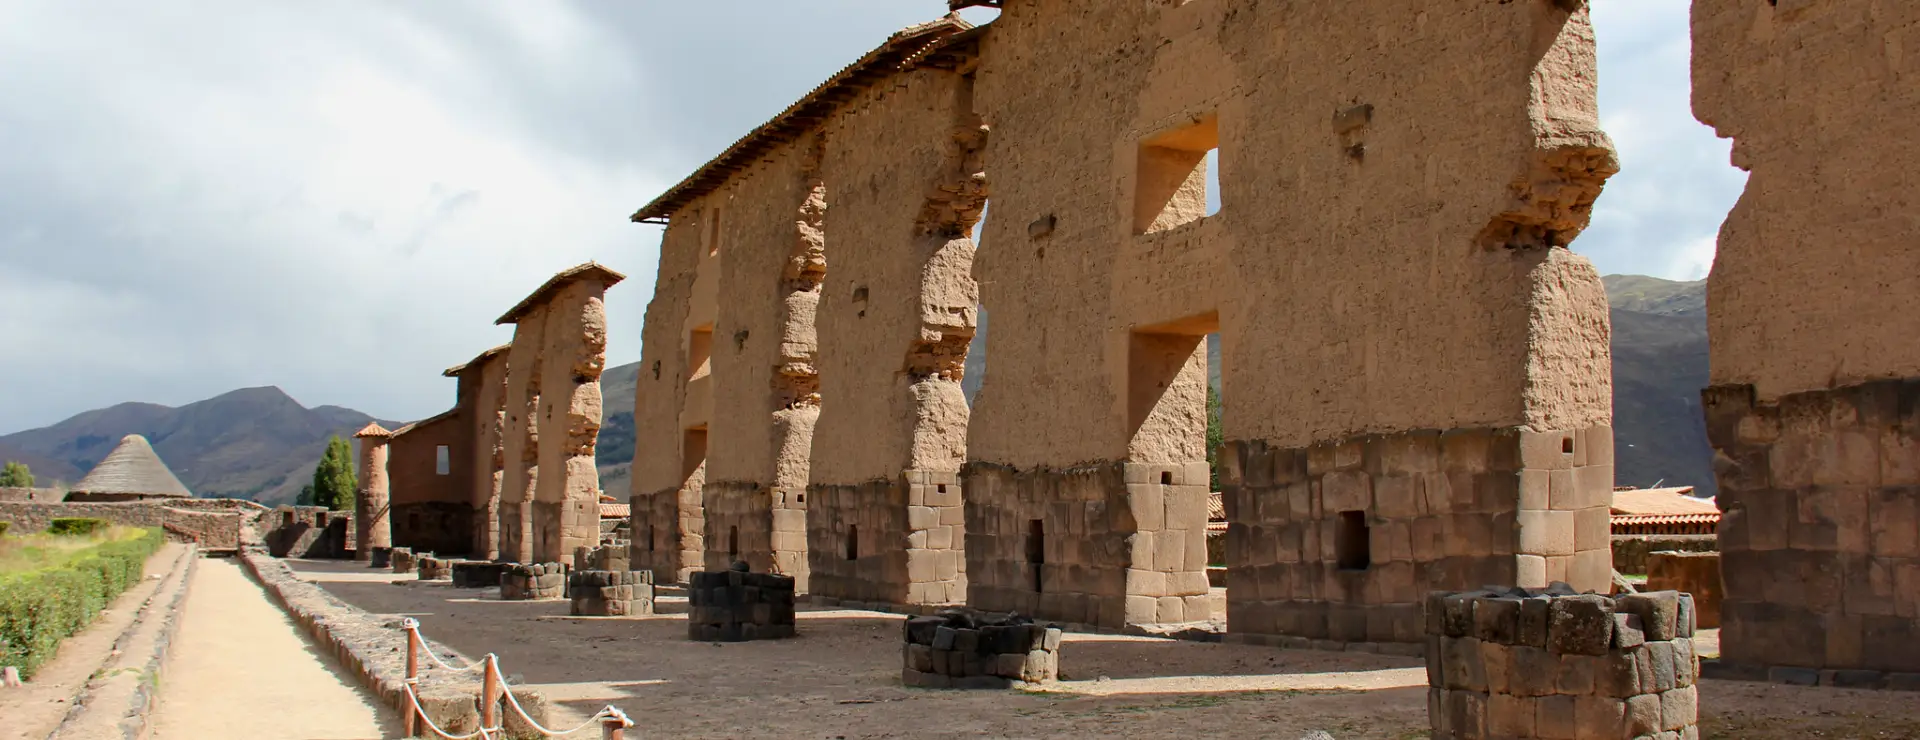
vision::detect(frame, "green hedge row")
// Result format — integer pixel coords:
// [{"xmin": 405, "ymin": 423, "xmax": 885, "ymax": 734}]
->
[
  {"xmin": 47, "ymin": 517, "xmax": 109, "ymax": 536},
  {"xmin": 0, "ymin": 527, "xmax": 164, "ymax": 677}
]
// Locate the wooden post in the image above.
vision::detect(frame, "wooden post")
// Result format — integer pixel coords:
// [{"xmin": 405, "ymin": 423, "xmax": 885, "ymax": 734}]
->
[
  {"xmin": 601, "ymin": 707, "xmax": 632, "ymax": 740},
  {"xmin": 403, "ymin": 619, "xmax": 421, "ymax": 737},
  {"xmin": 480, "ymin": 654, "xmax": 500, "ymax": 732}
]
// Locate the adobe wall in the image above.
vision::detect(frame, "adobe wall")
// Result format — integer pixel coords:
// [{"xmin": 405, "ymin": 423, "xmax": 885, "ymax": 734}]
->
[
  {"xmin": 963, "ymin": 0, "xmax": 1615, "ymax": 630},
  {"xmin": 388, "ymin": 412, "xmax": 472, "ymax": 556},
  {"xmin": 463, "ymin": 353, "xmax": 509, "ymax": 560},
  {"xmin": 0, "ymin": 487, "xmax": 64, "ymax": 502},
  {"xmin": 700, "ymin": 135, "xmax": 825, "ymax": 590},
  {"xmin": 805, "ymin": 62, "xmax": 983, "ymax": 606},
  {"xmin": 530, "ymin": 278, "xmax": 611, "ymax": 563},
  {"xmin": 1693, "ymin": 1, "xmax": 1920, "ymax": 676},
  {"xmin": 0, "ymin": 499, "xmax": 263, "ymax": 551},
  {"xmin": 630, "ymin": 212, "xmax": 715, "ymax": 583},
  {"xmin": 499, "ymin": 307, "xmax": 548, "ymax": 563}
]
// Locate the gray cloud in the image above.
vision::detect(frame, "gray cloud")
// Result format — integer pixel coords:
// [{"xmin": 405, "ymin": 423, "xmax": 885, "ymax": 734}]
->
[{"xmin": 0, "ymin": 1, "xmax": 1733, "ymax": 434}]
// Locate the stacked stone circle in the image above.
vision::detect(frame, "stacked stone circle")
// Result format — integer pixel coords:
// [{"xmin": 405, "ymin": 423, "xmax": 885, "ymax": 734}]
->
[
  {"xmin": 501, "ymin": 562, "xmax": 567, "ymax": 600},
  {"xmin": 451, "ymin": 560, "xmax": 511, "ymax": 589},
  {"xmin": 367, "ymin": 547, "xmax": 394, "ymax": 569},
  {"xmin": 568, "ymin": 569, "xmax": 655, "ymax": 616},
  {"xmin": 902, "ymin": 609, "xmax": 1062, "ymax": 689},
  {"xmin": 389, "ymin": 547, "xmax": 416, "ymax": 575},
  {"xmin": 416, "ymin": 555, "xmax": 455, "ymax": 581},
  {"xmin": 1425, "ymin": 584, "xmax": 1699, "ymax": 740},
  {"xmin": 574, "ymin": 544, "xmax": 631, "ymax": 572},
  {"xmin": 687, "ymin": 565, "xmax": 796, "ymax": 641}
]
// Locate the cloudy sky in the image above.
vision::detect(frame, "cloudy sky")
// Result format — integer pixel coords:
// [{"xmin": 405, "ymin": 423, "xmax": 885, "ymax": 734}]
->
[{"xmin": 0, "ymin": 1, "xmax": 1743, "ymax": 434}]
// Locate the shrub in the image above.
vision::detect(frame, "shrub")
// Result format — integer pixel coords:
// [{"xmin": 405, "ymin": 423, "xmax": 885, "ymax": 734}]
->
[
  {"xmin": 0, "ymin": 521, "xmax": 9, "ymax": 538},
  {"xmin": 0, "ymin": 527, "xmax": 163, "ymax": 677},
  {"xmin": 47, "ymin": 518, "xmax": 109, "ymax": 536}
]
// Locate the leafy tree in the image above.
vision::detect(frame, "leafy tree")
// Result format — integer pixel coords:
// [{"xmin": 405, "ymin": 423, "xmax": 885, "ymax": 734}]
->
[
  {"xmin": 1205, "ymin": 385, "xmax": 1222, "ymax": 491},
  {"xmin": 309, "ymin": 436, "xmax": 358, "ymax": 511},
  {"xmin": 0, "ymin": 461, "xmax": 33, "ymax": 488},
  {"xmin": 296, "ymin": 484, "xmax": 316, "ymax": 507}
]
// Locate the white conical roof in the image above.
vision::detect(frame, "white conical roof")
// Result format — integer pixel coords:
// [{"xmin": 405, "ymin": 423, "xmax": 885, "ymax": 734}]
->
[{"xmin": 71, "ymin": 434, "xmax": 193, "ymax": 498}]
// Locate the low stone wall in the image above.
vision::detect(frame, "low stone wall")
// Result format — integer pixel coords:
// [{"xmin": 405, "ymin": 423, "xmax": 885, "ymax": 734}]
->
[
  {"xmin": 1611, "ymin": 535, "xmax": 1717, "ymax": 575},
  {"xmin": 574, "ymin": 544, "xmax": 631, "ymax": 572},
  {"xmin": 688, "ymin": 569, "xmax": 796, "ymax": 641},
  {"xmin": 567, "ymin": 570, "xmax": 655, "ymax": 616},
  {"xmin": 417, "ymin": 556, "xmax": 455, "ymax": 581},
  {"xmin": 0, "ymin": 500, "xmax": 257, "ymax": 551},
  {"xmin": 0, "ymin": 487, "xmax": 64, "ymax": 503},
  {"xmin": 238, "ymin": 549, "xmax": 553, "ymax": 735},
  {"xmin": 451, "ymin": 561, "xmax": 510, "ymax": 589},
  {"xmin": 266, "ymin": 506, "xmax": 354, "ymax": 559},
  {"xmin": 1425, "ymin": 586, "xmax": 1699, "ymax": 740},
  {"xmin": 901, "ymin": 610, "xmax": 1061, "ymax": 689},
  {"xmin": 501, "ymin": 563, "xmax": 567, "ymax": 600},
  {"xmin": 1647, "ymin": 552, "xmax": 1722, "ymax": 629},
  {"xmin": 390, "ymin": 548, "xmax": 416, "ymax": 574}
]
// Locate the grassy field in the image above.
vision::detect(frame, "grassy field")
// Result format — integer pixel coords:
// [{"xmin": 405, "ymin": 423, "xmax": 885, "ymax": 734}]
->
[{"xmin": 0, "ymin": 525, "xmax": 147, "ymax": 575}]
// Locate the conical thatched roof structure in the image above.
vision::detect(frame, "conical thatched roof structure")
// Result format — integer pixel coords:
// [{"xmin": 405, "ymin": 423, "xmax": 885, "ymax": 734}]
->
[{"xmin": 70, "ymin": 434, "xmax": 193, "ymax": 498}]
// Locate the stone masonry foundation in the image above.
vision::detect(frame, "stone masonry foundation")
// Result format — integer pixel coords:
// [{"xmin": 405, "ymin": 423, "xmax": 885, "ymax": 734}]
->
[
  {"xmin": 702, "ymin": 481, "xmax": 777, "ymax": 577},
  {"xmin": 1425, "ymin": 586, "xmax": 1700, "ymax": 740},
  {"xmin": 901, "ymin": 610, "xmax": 1061, "ymax": 689},
  {"xmin": 568, "ymin": 570, "xmax": 656, "ymax": 616},
  {"xmin": 629, "ymin": 486, "xmax": 702, "ymax": 585},
  {"xmin": 807, "ymin": 470, "xmax": 965, "ymax": 607},
  {"xmin": 962, "ymin": 461, "xmax": 1212, "ymax": 629},
  {"xmin": 687, "ymin": 569, "xmax": 797, "ymax": 641},
  {"xmin": 416, "ymin": 556, "xmax": 454, "ymax": 581},
  {"xmin": 1646, "ymin": 553, "xmax": 1722, "ymax": 630},
  {"xmin": 501, "ymin": 562, "xmax": 567, "ymax": 600},
  {"xmin": 1701, "ymin": 379, "xmax": 1920, "ymax": 680},
  {"xmin": 1224, "ymin": 426, "xmax": 1614, "ymax": 645}
]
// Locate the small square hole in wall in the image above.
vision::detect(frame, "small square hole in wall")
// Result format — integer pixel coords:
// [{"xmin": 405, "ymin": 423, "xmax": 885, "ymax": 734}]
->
[
  {"xmin": 1562, "ymin": 437, "xmax": 1575, "ymax": 454},
  {"xmin": 1160, "ymin": 471, "xmax": 1174, "ymax": 485},
  {"xmin": 1336, "ymin": 511, "xmax": 1371, "ymax": 571},
  {"xmin": 1134, "ymin": 115, "xmax": 1220, "ymax": 235}
]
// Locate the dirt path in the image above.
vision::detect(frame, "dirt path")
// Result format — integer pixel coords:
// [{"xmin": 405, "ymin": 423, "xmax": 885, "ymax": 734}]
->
[
  {"xmin": 0, "ymin": 543, "xmax": 187, "ymax": 740},
  {"xmin": 152, "ymin": 558, "xmax": 398, "ymax": 740}
]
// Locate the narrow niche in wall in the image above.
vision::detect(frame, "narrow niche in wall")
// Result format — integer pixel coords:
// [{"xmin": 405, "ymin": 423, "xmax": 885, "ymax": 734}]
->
[
  {"xmin": 704, "ymin": 206, "xmax": 724, "ymax": 257},
  {"xmin": 646, "ymin": 524, "xmax": 655, "ymax": 552},
  {"xmin": 688, "ymin": 324, "xmax": 714, "ymax": 381},
  {"xmin": 846, "ymin": 524, "xmax": 859, "ymax": 561},
  {"xmin": 1026, "ymin": 519, "xmax": 1046, "ymax": 593},
  {"xmin": 1336, "ymin": 511, "xmax": 1371, "ymax": 571},
  {"xmin": 1134, "ymin": 114, "xmax": 1220, "ymax": 235},
  {"xmin": 727, "ymin": 526, "xmax": 739, "ymax": 561},
  {"xmin": 435, "ymin": 445, "xmax": 450, "ymax": 476}
]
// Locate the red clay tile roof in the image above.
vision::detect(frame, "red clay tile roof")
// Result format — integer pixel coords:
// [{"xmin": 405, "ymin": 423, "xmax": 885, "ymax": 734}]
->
[
  {"xmin": 1611, "ymin": 513, "xmax": 1720, "ymax": 527},
  {"xmin": 599, "ymin": 502, "xmax": 630, "ymax": 519},
  {"xmin": 630, "ymin": 17, "xmax": 980, "ymax": 223},
  {"xmin": 496, "ymin": 262, "xmax": 626, "ymax": 325},
  {"xmin": 352, "ymin": 422, "xmax": 393, "ymax": 439},
  {"xmin": 1610, "ymin": 487, "xmax": 1714, "ymax": 516}
]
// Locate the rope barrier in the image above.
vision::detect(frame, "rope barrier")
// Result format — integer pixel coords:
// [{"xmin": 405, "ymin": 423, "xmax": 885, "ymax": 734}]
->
[{"xmin": 401, "ymin": 619, "xmax": 634, "ymax": 739}]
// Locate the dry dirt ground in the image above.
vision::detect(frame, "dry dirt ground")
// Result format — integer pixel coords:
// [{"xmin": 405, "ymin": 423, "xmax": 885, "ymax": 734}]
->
[
  {"xmin": 151, "ymin": 557, "xmax": 400, "ymax": 740},
  {"xmin": 292, "ymin": 560, "xmax": 1920, "ymax": 740}
]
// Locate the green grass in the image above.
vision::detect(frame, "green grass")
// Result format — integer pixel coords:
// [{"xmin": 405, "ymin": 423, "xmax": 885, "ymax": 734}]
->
[
  {"xmin": 0, "ymin": 526, "xmax": 163, "ymax": 677},
  {"xmin": 0, "ymin": 525, "xmax": 148, "ymax": 575}
]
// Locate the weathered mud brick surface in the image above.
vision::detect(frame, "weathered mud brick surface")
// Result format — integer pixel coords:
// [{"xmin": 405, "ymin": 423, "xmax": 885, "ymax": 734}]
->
[
  {"xmin": 1425, "ymin": 586, "xmax": 1700, "ymax": 740},
  {"xmin": 1702, "ymin": 380, "xmax": 1920, "ymax": 679},
  {"xmin": 568, "ymin": 570, "xmax": 656, "ymax": 616},
  {"xmin": 450, "ymin": 560, "xmax": 510, "ymax": 589},
  {"xmin": 686, "ymin": 569, "xmax": 796, "ymax": 641},
  {"xmin": 416, "ymin": 555, "xmax": 455, "ymax": 581},
  {"xmin": 901, "ymin": 609, "xmax": 1061, "ymax": 689},
  {"xmin": 389, "ymin": 547, "xmax": 416, "ymax": 575},
  {"xmin": 501, "ymin": 562, "xmax": 567, "ymax": 601}
]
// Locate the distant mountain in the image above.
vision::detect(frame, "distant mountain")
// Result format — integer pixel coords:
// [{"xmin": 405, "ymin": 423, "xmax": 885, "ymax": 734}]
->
[
  {"xmin": 1604, "ymin": 275, "xmax": 1714, "ymax": 496},
  {"xmin": 0, "ymin": 387, "xmax": 390, "ymax": 504}
]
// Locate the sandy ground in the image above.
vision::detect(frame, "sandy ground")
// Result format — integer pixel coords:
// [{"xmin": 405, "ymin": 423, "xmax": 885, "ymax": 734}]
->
[
  {"xmin": 291, "ymin": 559, "xmax": 1920, "ymax": 739},
  {"xmin": 152, "ymin": 557, "xmax": 400, "ymax": 740},
  {"xmin": 0, "ymin": 543, "xmax": 186, "ymax": 740}
]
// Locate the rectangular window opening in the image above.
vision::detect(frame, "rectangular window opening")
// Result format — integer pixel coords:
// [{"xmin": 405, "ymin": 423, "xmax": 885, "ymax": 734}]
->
[
  {"xmin": 682, "ymin": 427, "xmax": 708, "ymax": 483},
  {"xmin": 1027, "ymin": 519, "xmax": 1046, "ymax": 593},
  {"xmin": 1133, "ymin": 115, "xmax": 1220, "ymax": 235},
  {"xmin": 435, "ymin": 445, "xmax": 451, "ymax": 476},
  {"xmin": 1337, "ymin": 510, "xmax": 1371, "ymax": 571},
  {"xmin": 688, "ymin": 325, "xmax": 714, "ymax": 381},
  {"xmin": 704, "ymin": 206, "xmax": 723, "ymax": 257}
]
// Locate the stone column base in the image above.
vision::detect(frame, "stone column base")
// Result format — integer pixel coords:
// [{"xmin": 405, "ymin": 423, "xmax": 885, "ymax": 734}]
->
[
  {"xmin": 501, "ymin": 562, "xmax": 567, "ymax": 600},
  {"xmin": 567, "ymin": 570, "xmax": 656, "ymax": 616},
  {"xmin": 687, "ymin": 569, "xmax": 796, "ymax": 641},
  {"xmin": 900, "ymin": 610, "xmax": 1061, "ymax": 689}
]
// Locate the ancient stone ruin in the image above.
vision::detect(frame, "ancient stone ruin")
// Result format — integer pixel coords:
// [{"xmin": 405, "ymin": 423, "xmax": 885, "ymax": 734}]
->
[
  {"xmin": 352, "ymin": 422, "xmax": 393, "ymax": 563},
  {"xmin": 568, "ymin": 569, "xmax": 655, "ymax": 617},
  {"xmin": 1425, "ymin": 587, "xmax": 1699, "ymax": 739},
  {"xmin": 901, "ymin": 610, "xmax": 1061, "ymax": 689},
  {"xmin": 501, "ymin": 562, "xmax": 568, "ymax": 601},
  {"xmin": 687, "ymin": 568, "xmax": 798, "ymax": 641}
]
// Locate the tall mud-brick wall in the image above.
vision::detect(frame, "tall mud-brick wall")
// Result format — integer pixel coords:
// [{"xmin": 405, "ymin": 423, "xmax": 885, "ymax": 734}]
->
[
  {"xmin": 531, "ymin": 275, "xmax": 616, "ymax": 564},
  {"xmin": 699, "ymin": 134, "xmax": 828, "ymax": 590},
  {"xmin": 461, "ymin": 350, "xmax": 509, "ymax": 560},
  {"xmin": 1694, "ymin": 0, "xmax": 1920, "ymax": 675},
  {"xmin": 630, "ymin": 209, "xmax": 718, "ymax": 584},
  {"xmin": 964, "ymin": 0, "xmax": 1615, "ymax": 631},
  {"xmin": 806, "ymin": 56, "xmax": 985, "ymax": 607},
  {"xmin": 387, "ymin": 411, "xmax": 473, "ymax": 556},
  {"xmin": 499, "ymin": 306, "xmax": 548, "ymax": 564}
]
